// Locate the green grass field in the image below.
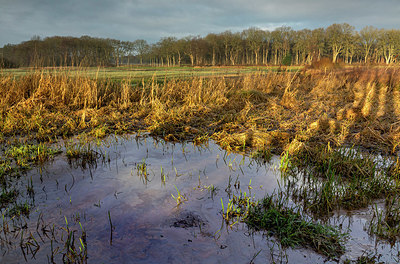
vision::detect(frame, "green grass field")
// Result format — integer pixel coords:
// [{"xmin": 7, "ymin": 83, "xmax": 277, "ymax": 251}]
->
[{"xmin": 0, "ymin": 65, "xmax": 303, "ymax": 80}]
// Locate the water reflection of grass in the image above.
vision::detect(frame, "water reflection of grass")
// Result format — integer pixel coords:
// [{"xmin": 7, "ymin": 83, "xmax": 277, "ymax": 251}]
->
[{"xmin": 135, "ymin": 158, "xmax": 150, "ymax": 184}]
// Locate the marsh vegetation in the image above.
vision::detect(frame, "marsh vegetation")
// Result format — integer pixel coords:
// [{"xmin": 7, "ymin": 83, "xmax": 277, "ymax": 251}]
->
[{"xmin": 1, "ymin": 65, "xmax": 400, "ymax": 263}]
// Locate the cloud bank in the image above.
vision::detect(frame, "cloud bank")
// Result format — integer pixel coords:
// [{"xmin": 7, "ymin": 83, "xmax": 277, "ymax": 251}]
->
[{"xmin": 1, "ymin": 0, "xmax": 400, "ymax": 46}]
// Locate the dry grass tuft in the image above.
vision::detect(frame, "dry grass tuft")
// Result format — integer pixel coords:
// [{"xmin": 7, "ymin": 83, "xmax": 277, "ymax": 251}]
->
[{"xmin": 1, "ymin": 67, "xmax": 400, "ymax": 154}]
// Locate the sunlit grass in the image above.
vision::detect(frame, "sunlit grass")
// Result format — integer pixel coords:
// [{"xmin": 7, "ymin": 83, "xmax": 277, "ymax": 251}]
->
[{"xmin": 0, "ymin": 65, "xmax": 302, "ymax": 80}]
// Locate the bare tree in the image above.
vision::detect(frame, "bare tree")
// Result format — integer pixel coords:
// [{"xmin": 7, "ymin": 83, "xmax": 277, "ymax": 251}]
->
[
  {"xmin": 378, "ymin": 29, "xmax": 400, "ymax": 64},
  {"xmin": 326, "ymin": 23, "xmax": 354, "ymax": 63},
  {"xmin": 360, "ymin": 26, "xmax": 378, "ymax": 64},
  {"xmin": 243, "ymin": 27, "xmax": 264, "ymax": 64}
]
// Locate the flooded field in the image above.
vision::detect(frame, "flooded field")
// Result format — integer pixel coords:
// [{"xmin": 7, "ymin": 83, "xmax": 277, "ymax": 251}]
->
[{"xmin": 1, "ymin": 135, "xmax": 399, "ymax": 263}]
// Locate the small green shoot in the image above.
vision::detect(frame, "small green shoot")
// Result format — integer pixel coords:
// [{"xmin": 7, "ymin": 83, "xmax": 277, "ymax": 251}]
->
[{"xmin": 171, "ymin": 185, "xmax": 187, "ymax": 206}]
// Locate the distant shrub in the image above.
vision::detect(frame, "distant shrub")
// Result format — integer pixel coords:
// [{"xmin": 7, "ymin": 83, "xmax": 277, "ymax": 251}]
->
[
  {"xmin": 282, "ymin": 54, "xmax": 292, "ymax": 66},
  {"xmin": 307, "ymin": 57, "xmax": 342, "ymax": 70},
  {"xmin": 0, "ymin": 57, "xmax": 17, "ymax": 68}
]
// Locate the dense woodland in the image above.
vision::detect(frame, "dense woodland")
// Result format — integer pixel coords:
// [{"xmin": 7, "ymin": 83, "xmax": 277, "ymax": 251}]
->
[{"xmin": 1, "ymin": 23, "xmax": 400, "ymax": 68}]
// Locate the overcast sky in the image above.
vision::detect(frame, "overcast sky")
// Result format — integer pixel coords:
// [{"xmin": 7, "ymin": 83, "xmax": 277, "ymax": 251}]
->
[{"xmin": 1, "ymin": 0, "xmax": 400, "ymax": 47}]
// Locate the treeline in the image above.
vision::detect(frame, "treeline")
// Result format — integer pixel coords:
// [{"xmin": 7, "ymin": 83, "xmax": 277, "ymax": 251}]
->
[
  {"xmin": 1, "ymin": 23, "xmax": 400, "ymax": 68},
  {"xmin": 0, "ymin": 36, "xmax": 114, "ymax": 67},
  {"xmin": 0, "ymin": 35, "xmax": 151, "ymax": 68}
]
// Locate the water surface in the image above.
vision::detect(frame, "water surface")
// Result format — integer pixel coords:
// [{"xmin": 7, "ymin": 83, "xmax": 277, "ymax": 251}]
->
[{"xmin": 1, "ymin": 136, "xmax": 399, "ymax": 263}]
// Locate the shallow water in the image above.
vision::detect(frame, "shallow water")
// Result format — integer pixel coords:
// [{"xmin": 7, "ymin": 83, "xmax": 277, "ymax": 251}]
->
[{"xmin": 0, "ymin": 135, "xmax": 399, "ymax": 263}]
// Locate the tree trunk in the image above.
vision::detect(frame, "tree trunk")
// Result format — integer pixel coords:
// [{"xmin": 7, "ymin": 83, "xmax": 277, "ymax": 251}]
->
[
  {"xmin": 254, "ymin": 49, "xmax": 259, "ymax": 65},
  {"xmin": 189, "ymin": 54, "xmax": 194, "ymax": 66}
]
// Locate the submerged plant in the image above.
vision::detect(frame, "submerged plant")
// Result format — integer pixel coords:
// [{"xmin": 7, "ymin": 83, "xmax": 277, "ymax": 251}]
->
[
  {"xmin": 204, "ymin": 184, "xmax": 218, "ymax": 200},
  {"xmin": 160, "ymin": 165, "xmax": 167, "ymax": 186},
  {"xmin": 171, "ymin": 185, "xmax": 187, "ymax": 206},
  {"xmin": 61, "ymin": 217, "xmax": 88, "ymax": 263},
  {"xmin": 65, "ymin": 139, "xmax": 101, "ymax": 169},
  {"xmin": 343, "ymin": 252, "xmax": 385, "ymax": 264},
  {"xmin": 221, "ymin": 191, "xmax": 256, "ymax": 228},
  {"xmin": 0, "ymin": 188, "xmax": 18, "ymax": 208},
  {"xmin": 8, "ymin": 201, "xmax": 30, "ymax": 217},
  {"xmin": 135, "ymin": 159, "xmax": 150, "ymax": 184},
  {"xmin": 368, "ymin": 197, "xmax": 400, "ymax": 244}
]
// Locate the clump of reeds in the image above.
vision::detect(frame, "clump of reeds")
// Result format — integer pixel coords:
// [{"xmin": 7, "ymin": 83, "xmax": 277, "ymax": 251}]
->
[
  {"xmin": 245, "ymin": 191, "xmax": 346, "ymax": 258},
  {"xmin": 65, "ymin": 138, "xmax": 102, "ymax": 170},
  {"xmin": 282, "ymin": 143, "xmax": 400, "ymax": 216}
]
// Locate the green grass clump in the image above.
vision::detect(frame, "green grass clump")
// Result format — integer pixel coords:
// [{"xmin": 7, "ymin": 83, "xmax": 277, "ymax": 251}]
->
[
  {"xmin": 284, "ymin": 145, "xmax": 400, "ymax": 215},
  {"xmin": 0, "ymin": 143, "xmax": 60, "ymax": 218},
  {"xmin": 8, "ymin": 201, "xmax": 30, "ymax": 217},
  {"xmin": 5, "ymin": 143, "xmax": 61, "ymax": 167},
  {"xmin": 0, "ymin": 188, "xmax": 18, "ymax": 208},
  {"xmin": 171, "ymin": 185, "xmax": 187, "ymax": 206},
  {"xmin": 290, "ymin": 145, "xmax": 377, "ymax": 180},
  {"xmin": 135, "ymin": 159, "xmax": 149, "ymax": 184},
  {"xmin": 344, "ymin": 252, "xmax": 385, "ymax": 264},
  {"xmin": 245, "ymin": 192, "xmax": 346, "ymax": 258},
  {"xmin": 65, "ymin": 140, "xmax": 101, "ymax": 169},
  {"xmin": 221, "ymin": 191, "xmax": 256, "ymax": 227},
  {"xmin": 0, "ymin": 160, "xmax": 14, "ymax": 183}
]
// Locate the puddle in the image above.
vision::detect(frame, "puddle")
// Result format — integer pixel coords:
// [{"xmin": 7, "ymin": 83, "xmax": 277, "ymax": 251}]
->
[{"xmin": 1, "ymin": 135, "xmax": 400, "ymax": 263}]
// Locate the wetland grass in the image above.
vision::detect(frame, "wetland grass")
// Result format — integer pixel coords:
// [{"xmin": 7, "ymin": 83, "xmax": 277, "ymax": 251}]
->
[
  {"xmin": 3, "ymin": 67, "xmax": 400, "ymax": 155},
  {"xmin": 344, "ymin": 253, "xmax": 385, "ymax": 264},
  {"xmin": 8, "ymin": 201, "xmax": 31, "ymax": 217},
  {"xmin": 250, "ymin": 147, "xmax": 272, "ymax": 163},
  {"xmin": 61, "ymin": 217, "xmax": 88, "ymax": 263},
  {"xmin": 282, "ymin": 144, "xmax": 400, "ymax": 216},
  {"xmin": 6, "ymin": 143, "xmax": 61, "ymax": 167},
  {"xmin": 65, "ymin": 139, "xmax": 103, "ymax": 169},
  {"xmin": 245, "ymin": 192, "xmax": 346, "ymax": 259},
  {"xmin": 0, "ymin": 143, "xmax": 60, "ymax": 219},
  {"xmin": 3, "ymin": 66, "xmax": 400, "ymax": 261},
  {"xmin": 221, "ymin": 191, "xmax": 256, "ymax": 228},
  {"xmin": 368, "ymin": 196, "xmax": 400, "ymax": 244},
  {"xmin": 171, "ymin": 185, "xmax": 187, "ymax": 206},
  {"xmin": 222, "ymin": 189, "xmax": 347, "ymax": 258},
  {"xmin": 134, "ymin": 158, "xmax": 150, "ymax": 184},
  {"xmin": 0, "ymin": 188, "xmax": 18, "ymax": 208},
  {"xmin": 220, "ymin": 173, "xmax": 346, "ymax": 258}
]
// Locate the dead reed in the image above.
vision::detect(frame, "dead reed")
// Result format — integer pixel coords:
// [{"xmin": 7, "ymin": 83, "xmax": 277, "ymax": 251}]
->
[{"xmin": 1, "ymin": 67, "xmax": 400, "ymax": 154}]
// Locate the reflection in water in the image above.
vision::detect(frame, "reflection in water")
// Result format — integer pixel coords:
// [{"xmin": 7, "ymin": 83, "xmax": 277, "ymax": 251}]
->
[{"xmin": 0, "ymin": 135, "xmax": 399, "ymax": 263}]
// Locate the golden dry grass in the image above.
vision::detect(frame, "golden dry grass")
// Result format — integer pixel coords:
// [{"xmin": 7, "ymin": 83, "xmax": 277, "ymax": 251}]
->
[{"xmin": 1, "ymin": 67, "xmax": 400, "ymax": 154}]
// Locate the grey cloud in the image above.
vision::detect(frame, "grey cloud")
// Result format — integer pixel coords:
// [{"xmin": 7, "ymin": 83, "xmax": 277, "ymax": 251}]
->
[{"xmin": 1, "ymin": 0, "xmax": 400, "ymax": 46}]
